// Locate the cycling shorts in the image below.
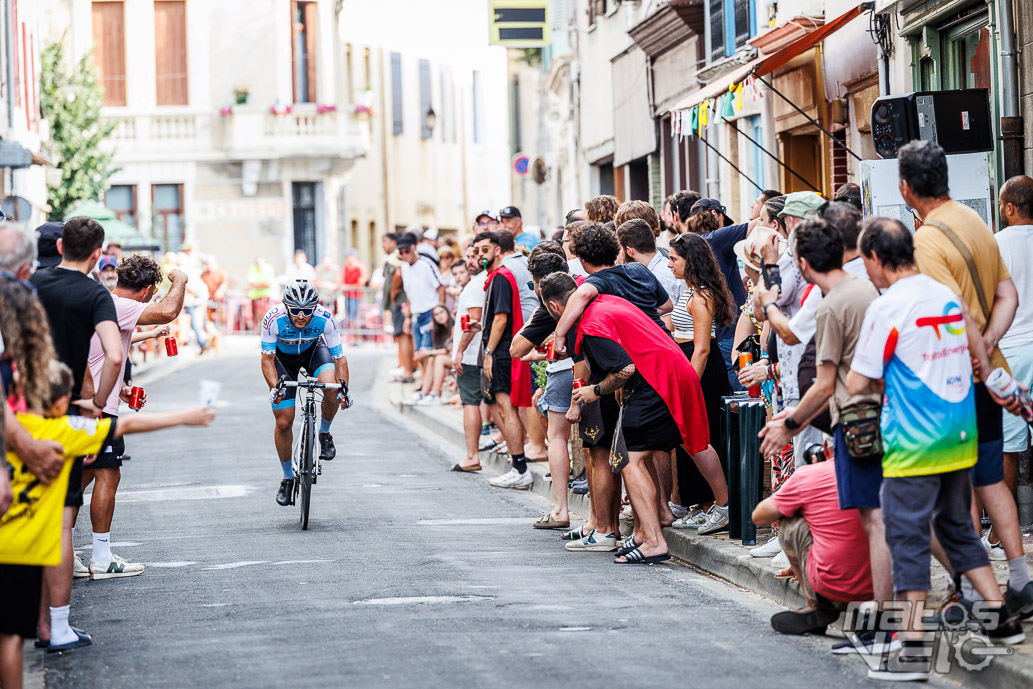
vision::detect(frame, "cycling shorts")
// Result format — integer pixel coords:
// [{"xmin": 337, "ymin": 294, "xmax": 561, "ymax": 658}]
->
[{"xmin": 272, "ymin": 339, "xmax": 335, "ymax": 409}]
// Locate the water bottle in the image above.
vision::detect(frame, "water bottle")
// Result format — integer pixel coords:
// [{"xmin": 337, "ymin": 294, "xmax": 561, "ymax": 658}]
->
[{"xmin": 985, "ymin": 368, "xmax": 1033, "ymax": 422}]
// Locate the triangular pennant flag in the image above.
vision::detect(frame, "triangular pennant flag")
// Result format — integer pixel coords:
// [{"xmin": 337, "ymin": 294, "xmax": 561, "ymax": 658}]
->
[
  {"xmin": 689, "ymin": 105, "xmax": 699, "ymax": 135},
  {"xmin": 734, "ymin": 82, "xmax": 744, "ymax": 111},
  {"xmin": 721, "ymin": 92, "xmax": 735, "ymax": 118},
  {"xmin": 700, "ymin": 99, "xmax": 709, "ymax": 127}
]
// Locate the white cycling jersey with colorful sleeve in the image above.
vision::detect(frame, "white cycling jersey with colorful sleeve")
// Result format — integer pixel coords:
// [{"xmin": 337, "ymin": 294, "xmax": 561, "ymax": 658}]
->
[{"xmin": 260, "ymin": 304, "xmax": 345, "ymax": 358}]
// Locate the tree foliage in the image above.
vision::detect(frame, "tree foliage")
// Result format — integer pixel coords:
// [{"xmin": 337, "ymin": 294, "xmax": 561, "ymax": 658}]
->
[{"xmin": 39, "ymin": 40, "xmax": 117, "ymax": 221}]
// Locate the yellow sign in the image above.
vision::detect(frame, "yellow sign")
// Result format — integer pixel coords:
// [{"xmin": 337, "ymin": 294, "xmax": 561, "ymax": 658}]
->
[
  {"xmin": 489, "ymin": 0, "xmax": 550, "ymax": 47},
  {"xmin": 0, "ymin": 414, "xmax": 111, "ymax": 566}
]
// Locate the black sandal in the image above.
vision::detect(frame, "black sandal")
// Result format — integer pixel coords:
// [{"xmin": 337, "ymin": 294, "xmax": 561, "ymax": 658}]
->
[{"xmin": 614, "ymin": 547, "xmax": 671, "ymax": 565}]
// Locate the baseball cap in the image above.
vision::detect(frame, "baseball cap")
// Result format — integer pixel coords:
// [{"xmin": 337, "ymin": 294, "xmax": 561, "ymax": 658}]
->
[
  {"xmin": 499, "ymin": 206, "xmax": 521, "ymax": 219},
  {"xmin": 98, "ymin": 255, "xmax": 118, "ymax": 271},
  {"xmin": 474, "ymin": 210, "xmax": 499, "ymax": 223},
  {"xmin": 396, "ymin": 234, "xmax": 416, "ymax": 249},
  {"xmin": 691, "ymin": 198, "xmax": 734, "ymax": 226},
  {"xmin": 35, "ymin": 222, "xmax": 64, "ymax": 268},
  {"xmin": 778, "ymin": 191, "xmax": 827, "ymax": 220},
  {"xmin": 733, "ymin": 227, "xmax": 788, "ymax": 271},
  {"xmin": 423, "ymin": 227, "xmax": 440, "ymax": 241}
]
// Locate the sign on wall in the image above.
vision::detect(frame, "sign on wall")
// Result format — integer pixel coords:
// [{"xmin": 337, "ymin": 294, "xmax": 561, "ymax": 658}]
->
[{"xmin": 489, "ymin": 0, "xmax": 551, "ymax": 47}]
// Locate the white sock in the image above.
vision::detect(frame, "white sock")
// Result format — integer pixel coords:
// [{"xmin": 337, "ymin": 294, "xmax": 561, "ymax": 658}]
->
[
  {"xmin": 93, "ymin": 532, "xmax": 111, "ymax": 563},
  {"xmin": 50, "ymin": 605, "xmax": 76, "ymax": 645},
  {"xmin": 961, "ymin": 575, "xmax": 984, "ymax": 602}
]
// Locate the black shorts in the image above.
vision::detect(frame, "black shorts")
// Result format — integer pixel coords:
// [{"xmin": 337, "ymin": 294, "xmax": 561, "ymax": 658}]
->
[
  {"xmin": 0, "ymin": 564, "xmax": 43, "ymax": 638},
  {"xmin": 273, "ymin": 341, "xmax": 336, "ymax": 409},
  {"xmin": 89, "ymin": 412, "xmax": 124, "ymax": 470},
  {"xmin": 390, "ymin": 304, "xmax": 405, "ymax": 337},
  {"xmin": 579, "ymin": 394, "xmax": 620, "ymax": 449},
  {"xmin": 487, "ymin": 353, "xmax": 514, "ymax": 396},
  {"xmin": 65, "ymin": 405, "xmax": 85, "ymax": 508}
]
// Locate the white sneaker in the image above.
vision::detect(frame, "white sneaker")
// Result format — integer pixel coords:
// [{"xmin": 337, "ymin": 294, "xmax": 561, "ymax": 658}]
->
[
  {"xmin": 73, "ymin": 553, "xmax": 91, "ymax": 579},
  {"xmin": 671, "ymin": 505, "xmax": 708, "ymax": 529},
  {"xmin": 565, "ymin": 529, "xmax": 618, "ymax": 552},
  {"xmin": 697, "ymin": 504, "xmax": 730, "ymax": 535},
  {"xmin": 771, "ymin": 550, "xmax": 790, "ymax": 570},
  {"xmin": 416, "ymin": 393, "xmax": 443, "ymax": 406},
  {"xmin": 619, "ymin": 504, "xmax": 634, "ymax": 523},
  {"xmin": 389, "ymin": 366, "xmax": 404, "ymax": 377},
  {"xmin": 89, "ymin": 552, "xmax": 146, "ymax": 580},
  {"xmin": 750, "ymin": 536, "xmax": 783, "ymax": 558},
  {"xmin": 405, "ymin": 392, "xmax": 424, "ymax": 405},
  {"xmin": 669, "ymin": 502, "xmax": 689, "ymax": 520},
  {"xmin": 488, "ymin": 467, "xmax": 533, "ymax": 490},
  {"xmin": 982, "ymin": 533, "xmax": 1007, "ymax": 561}
]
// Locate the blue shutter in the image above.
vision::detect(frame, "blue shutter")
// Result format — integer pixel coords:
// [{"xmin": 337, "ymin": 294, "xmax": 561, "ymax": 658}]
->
[{"xmin": 390, "ymin": 52, "xmax": 403, "ymax": 135}]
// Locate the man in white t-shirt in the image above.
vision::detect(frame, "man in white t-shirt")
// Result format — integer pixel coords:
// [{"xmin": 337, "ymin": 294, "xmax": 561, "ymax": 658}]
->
[
  {"xmin": 450, "ymin": 251, "xmax": 486, "ymax": 470},
  {"xmin": 83, "ymin": 256, "xmax": 187, "ymax": 579},
  {"xmin": 995, "ymin": 176, "xmax": 1033, "ymax": 545},
  {"xmin": 398, "ymin": 234, "xmax": 445, "ymax": 404}
]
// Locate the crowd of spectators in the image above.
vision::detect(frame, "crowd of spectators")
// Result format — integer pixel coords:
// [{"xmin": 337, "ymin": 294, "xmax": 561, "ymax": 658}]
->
[
  {"xmin": 377, "ymin": 141, "xmax": 1033, "ymax": 682},
  {"xmin": 0, "ymin": 218, "xmax": 216, "ymax": 688}
]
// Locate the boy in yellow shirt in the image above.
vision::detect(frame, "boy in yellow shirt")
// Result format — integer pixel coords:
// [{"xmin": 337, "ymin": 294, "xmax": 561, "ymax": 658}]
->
[{"xmin": 0, "ymin": 361, "xmax": 213, "ymax": 685}]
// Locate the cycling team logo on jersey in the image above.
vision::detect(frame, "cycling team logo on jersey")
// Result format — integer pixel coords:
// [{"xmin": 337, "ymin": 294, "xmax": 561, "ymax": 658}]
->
[{"xmin": 915, "ymin": 302, "xmax": 964, "ymax": 340}]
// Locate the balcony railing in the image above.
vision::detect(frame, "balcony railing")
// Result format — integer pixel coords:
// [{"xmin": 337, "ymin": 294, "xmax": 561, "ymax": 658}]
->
[{"xmin": 101, "ymin": 105, "xmax": 369, "ymax": 162}]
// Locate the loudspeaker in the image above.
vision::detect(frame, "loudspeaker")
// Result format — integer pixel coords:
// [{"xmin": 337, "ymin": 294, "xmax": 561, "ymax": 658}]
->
[{"xmin": 871, "ymin": 89, "xmax": 992, "ymax": 159}]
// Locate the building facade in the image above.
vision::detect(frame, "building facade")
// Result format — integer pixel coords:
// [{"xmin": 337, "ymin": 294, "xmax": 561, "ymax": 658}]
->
[{"xmin": 38, "ymin": 0, "xmax": 370, "ymax": 285}]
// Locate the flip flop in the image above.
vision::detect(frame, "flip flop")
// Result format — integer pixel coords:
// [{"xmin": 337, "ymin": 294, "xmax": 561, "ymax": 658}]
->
[
  {"xmin": 35, "ymin": 627, "xmax": 87, "ymax": 649},
  {"xmin": 533, "ymin": 513, "xmax": 570, "ymax": 530},
  {"xmin": 615, "ymin": 538, "xmax": 641, "ymax": 557},
  {"xmin": 614, "ymin": 547, "xmax": 671, "ymax": 565},
  {"xmin": 46, "ymin": 628, "xmax": 92, "ymax": 653},
  {"xmin": 450, "ymin": 463, "xmax": 482, "ymax": 472}
]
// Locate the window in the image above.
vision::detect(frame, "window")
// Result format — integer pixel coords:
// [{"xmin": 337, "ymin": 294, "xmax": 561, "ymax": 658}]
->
[
  {"xmin": 152, "ymin": 184, "xmax": 183, "ymax": 252},
  {"xmin": 292, "ymin": 182, "xmax": 318, "ymax": 261},
  {"xmin": 106, "ymin": 185, "xmax": 136, "ymax": 226},
  {"xmin": 419, "ymin": 59, "xmax": 432, "ymax": 140},
  {"xmin": 154, "ymin": 1, "xmax": 188, "ymax": 106},
  {"xmin": 946, "ymin": 23, "xmax": 991, "ymax": 90},
  {"xmin": 345, "ymin": 43, "xmax": 354, "ymax": 103},
  {"xmin": 509, "ymin": 75, "xmax": 521, "ymax": 155},
  {"xmin": 588, "ymin": 0, "xmax": 607, "ymax": 26},
  {"xmin": 390, "ymin": 52, "xmax": 403, "ymax": 135},
  {"xmin": 92, "ymin": 1, "xmax": 127, "ymax": 106},
  {"xmin": 709, "ymin": 0, "xmax": 756, "ymax": 62},
  {"xmin": 472, "ymin": 70, "xmax": 482, "ymax": 144},
  {"xmin": 291, "ymin": 1, "xmax": 317, "ymax": 103},
  {"xmin": 363, "ymin": 47, "xmax": 372, "ymax": 90},
  {"xmin": 597, "ymin": 162, "xmax": 614, "ymax": 196}
]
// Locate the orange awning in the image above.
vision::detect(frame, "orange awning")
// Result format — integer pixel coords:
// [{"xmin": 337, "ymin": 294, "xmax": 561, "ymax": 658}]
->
[{"xmin": 672, "ymin": 3, "xmax": 869, "ymax": 112}]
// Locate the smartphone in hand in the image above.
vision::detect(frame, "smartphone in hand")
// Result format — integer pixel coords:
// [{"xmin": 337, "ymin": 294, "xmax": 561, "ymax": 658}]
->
[{"xmin": 762, "ymin": 262, "xmax": 782, "ymax": 291}]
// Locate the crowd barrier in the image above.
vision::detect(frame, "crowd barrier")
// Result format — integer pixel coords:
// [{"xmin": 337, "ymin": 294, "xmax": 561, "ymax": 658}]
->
[{"xmin": 720, "ymin": 394, "xmax": 767, "ymax": 546}]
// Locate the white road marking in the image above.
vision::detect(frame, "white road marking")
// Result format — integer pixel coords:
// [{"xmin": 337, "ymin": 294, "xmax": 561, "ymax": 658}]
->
[
  {"xmin": 147, "ymin": 561, "xmax": 198, "ymax": 568},
  {"xmin": 270, "ymin": 559, "xmax": 332, "ymax": 565},
  {"xmin": 417, "ymin": 517, "xmax": 534, "ymax": 526},
  {"xmin": 559, "ymin": 627, "xmax": 592, "ymax": 632},
  {"xmin": 204, "ymin": 560, "xmax": 270, "ymax": 570},
  {"xmin": 353, "ymin": 595, "xmax": 494, "ymax": 606},
  {"xmin": 85, "ymin": 485, "xmax": 248, "ymax": 505}
]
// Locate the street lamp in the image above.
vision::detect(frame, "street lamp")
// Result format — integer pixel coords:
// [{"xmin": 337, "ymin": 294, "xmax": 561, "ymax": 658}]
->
[{"xmin": 424, "ymin": 106, "xmax": 437, "ymax": 133}]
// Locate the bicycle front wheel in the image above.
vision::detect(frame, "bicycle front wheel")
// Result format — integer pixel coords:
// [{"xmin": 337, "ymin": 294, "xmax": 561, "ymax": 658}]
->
[{"xmin": 298, "ymin": 416, "xmax": 314, "ymax": 530}]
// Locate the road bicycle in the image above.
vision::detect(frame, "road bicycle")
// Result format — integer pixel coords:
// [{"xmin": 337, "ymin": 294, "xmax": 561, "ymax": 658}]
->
[{"xmin": 275, "ymin": 375, "xmax": 348, "ymax": 530}]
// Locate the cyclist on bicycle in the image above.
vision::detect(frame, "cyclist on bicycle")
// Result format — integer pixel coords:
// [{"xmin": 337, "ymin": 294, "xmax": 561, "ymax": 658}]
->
[{"xmin": 261, "ymin": 280, "xmax": 351, "ymax": 505}]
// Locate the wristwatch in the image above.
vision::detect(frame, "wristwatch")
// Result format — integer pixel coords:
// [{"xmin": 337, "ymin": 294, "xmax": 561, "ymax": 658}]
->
[
  {"xmin": 593, "ymin": 384, "xmax": 602, "ymax": 397},
  {"xmin": 763, "ymin": 302, "xmax": 778, "ymax": 316},
  {"xmin": 784, "ymin": 415, "xmax": 800, "ymax": 431},
  {"xmin": 485, "ymin": 349, "xmax": 494, "ymax": 355}
]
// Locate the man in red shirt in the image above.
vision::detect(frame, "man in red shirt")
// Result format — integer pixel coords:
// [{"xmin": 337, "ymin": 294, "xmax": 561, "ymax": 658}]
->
[
  {"xmin": 341, "ymin": 251, "xmax": 368, "ymax": 330},
  {"xmin": 753, "ymin": 454, "xmax": 874, "ymax": 635}
]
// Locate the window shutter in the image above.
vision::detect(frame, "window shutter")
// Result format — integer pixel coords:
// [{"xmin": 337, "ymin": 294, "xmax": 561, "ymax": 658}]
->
[
  {"xmin": 304, "ymin": 1, "xmax": 318, "ymax": 102},
  {"xmin": 391, "ymin": 52, "xmax": 403, "ymax": 135},
  {"xmin": 734, "ymin": 0, "xmax": 752, "ymax": 49},
  {"xmin": 91, "ymin": 1, "xmax": 127, "ymax": 106},
  {"xmin": 472, "ymin": 70, "xmax": 481, "ymax": 144},
  {"xmin": 419, "ymin": 59, "xmax": 432, "ymax": 140},
  {"xmin": 154, "ymin": 1, "xmax": 188, "ymax": 106}
]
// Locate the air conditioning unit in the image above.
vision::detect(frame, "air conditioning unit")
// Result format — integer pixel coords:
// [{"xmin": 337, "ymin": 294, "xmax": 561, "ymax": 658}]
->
[{"xmin": 871, "ymin": 89, "xmax": 993, "ymax": 159}]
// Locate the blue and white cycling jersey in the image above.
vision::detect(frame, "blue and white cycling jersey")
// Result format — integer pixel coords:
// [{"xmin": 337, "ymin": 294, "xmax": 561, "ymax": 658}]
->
[{"xmin": 261, "ymin": 303, "xmax": 344, "ymax": 358}]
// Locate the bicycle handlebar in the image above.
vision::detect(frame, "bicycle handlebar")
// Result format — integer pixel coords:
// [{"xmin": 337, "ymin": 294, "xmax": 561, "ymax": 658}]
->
[{"xmin": 278, "ymin": 380, "xmax": 344, "ymax": 390}]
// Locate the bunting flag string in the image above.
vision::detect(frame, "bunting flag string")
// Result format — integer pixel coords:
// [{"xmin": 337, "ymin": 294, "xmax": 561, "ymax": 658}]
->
[{"xmin": 734, "ymin": 82, "xmax": 744, "ymax": 111}]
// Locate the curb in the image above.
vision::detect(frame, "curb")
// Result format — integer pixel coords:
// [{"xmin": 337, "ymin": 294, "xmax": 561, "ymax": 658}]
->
[{"xmin": 396, "ymin": 395, "xmax": 1033, "ymax": 688}]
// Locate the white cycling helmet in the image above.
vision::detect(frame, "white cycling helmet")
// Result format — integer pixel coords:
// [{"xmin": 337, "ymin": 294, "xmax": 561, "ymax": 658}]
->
[{"xmin": 283, "ymin": 279, "xmax": 319, "ymax": 310}]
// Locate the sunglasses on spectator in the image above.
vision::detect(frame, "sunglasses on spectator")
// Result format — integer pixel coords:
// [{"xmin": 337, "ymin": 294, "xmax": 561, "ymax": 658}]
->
[
  {"xmin": 287, "ymin": 306, "xmax": 316, "ymax": 318},
  {"xmin": 476, "ymin": 220, "xmax": 496, "ymax": 227},
  {"xmin": 475, "ymin": 245, "xmax": 494, "ymax": 254}
]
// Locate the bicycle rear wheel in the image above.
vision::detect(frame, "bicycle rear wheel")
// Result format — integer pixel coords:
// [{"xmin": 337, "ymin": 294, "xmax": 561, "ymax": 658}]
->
[{"xmin": 298, "ymin": 415, "xmax": 314, "ymax": 530}]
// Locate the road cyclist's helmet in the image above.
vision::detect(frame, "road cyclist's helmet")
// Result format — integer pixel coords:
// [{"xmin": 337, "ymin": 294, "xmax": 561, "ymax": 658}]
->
[{"xmin": 283, "ymin": 279, "xmax": 319, "ymax": 311}]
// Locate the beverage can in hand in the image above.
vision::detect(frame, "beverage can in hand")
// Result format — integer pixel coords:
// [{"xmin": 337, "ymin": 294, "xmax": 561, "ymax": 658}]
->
[
  {"xmin": 739, "ymin": 351, "xmax": 753, "ymax": 369},
  {"xmin": 165, "ymin": 337, "xmax": 178, "ymax": 356},
  {"xmin": 460, "ymin": 314, "xmax": 470, "ymax": 331},
  {"xmin": 546, "ymin": 340, "xmax": 555, "ymax": 360},
  {"xmin": 572, "ymin": 378, "xmax": 586, "ymax": 389},
  {"xmin": 128, "ymin": 386, "xmax": 145, "ymax": 410},
  {"xmin": 986, "ymin": 367, "xmax": 1033, "ymax": 421}
]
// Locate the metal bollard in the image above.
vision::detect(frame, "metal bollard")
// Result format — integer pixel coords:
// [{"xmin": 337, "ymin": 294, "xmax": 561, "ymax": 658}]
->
[
  {"xmin": 722, "ymin": 396, "xmax": 742, "ymax": 539},
  {"xmin": 739, "ymin": 401, "xmax": 765, "ymax": 546}
]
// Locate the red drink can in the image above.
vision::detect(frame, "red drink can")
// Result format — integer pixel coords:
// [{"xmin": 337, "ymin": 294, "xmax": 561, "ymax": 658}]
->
[
  {"xmin": 165, "ymin": 337, "xmax": 178, "ymax": 356},
  {"xmin": 546, "ymin": 340, "xmax": 555, "ymax": 360},
  {"xmin": 572, "ymin": 378, "xmax": 586, "ymax": 389},
  {"xmin": 749, "ymin": 383, "xmax": 762, "ymax": 397},
  {"xmin": 460, "ymin": 314, "xmax": 470, "ymax": 331},
  {"xmin": 129, "ymin": 386, "xmax": 145, "ymax": 410},
  {"xmin": 738, "ymin": 351, "xmax": 753, "ymax": 370}
]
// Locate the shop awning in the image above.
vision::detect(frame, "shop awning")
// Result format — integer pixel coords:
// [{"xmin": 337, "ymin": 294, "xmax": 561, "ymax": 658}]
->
[{"xmin": 672, "ymin": 2, "xmax": 871, "ymax": 112}]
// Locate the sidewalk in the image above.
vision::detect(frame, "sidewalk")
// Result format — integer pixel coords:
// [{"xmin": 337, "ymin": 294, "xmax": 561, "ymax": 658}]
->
[{"xmin": 389, "ymin": 378, "xmax": 1033, "ymax": 688}]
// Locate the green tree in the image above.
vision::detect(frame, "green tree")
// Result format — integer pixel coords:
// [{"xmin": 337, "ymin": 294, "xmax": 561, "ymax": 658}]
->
[{"xmin": 39, "ymin": 40, "xmax": 117, "ymax": 221}]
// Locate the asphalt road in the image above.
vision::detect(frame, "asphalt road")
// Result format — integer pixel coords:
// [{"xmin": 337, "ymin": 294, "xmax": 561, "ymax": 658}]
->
[{"xmin": 31, "ymin": 345, "xmax": 952, "ymax": 688}]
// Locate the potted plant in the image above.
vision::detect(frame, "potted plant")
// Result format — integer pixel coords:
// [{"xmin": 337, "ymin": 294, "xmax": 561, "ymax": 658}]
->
[{"xmin": 233, "ymin": 85, "xmax": 250, "ymax": 105}]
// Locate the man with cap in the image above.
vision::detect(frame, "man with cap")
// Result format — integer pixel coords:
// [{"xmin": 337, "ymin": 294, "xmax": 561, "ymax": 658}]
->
[
  {"xmin": 397, "ymin": 232, "xmax": 446, "ymax": 404},
  {"xmin": 418, "ymin": 227, "xmax": 441, "ymax": 264},
  {"xmin": 98, "ymin": 255, "xmax": 119, "ymax": 292},
  {"xmin": 752, "ymin": 191, "xmax": 825, "ymax": 468},
  {"xmin": 474, "ymin": 210, "xmax": 500, "ymax": 232}
]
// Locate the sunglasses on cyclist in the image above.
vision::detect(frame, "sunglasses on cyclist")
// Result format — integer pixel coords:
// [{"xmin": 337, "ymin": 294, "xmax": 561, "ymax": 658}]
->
[{"xmin": 287, "ymin": 306, "xmax": 316, "ymax": 318}]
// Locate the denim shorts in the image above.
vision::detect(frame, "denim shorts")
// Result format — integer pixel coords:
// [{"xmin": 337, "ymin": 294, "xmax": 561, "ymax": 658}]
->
[
  {"xmin": 412, "ymin": 310, "xmax": 434, "ymax": 352},
  {"xmin": 541, "ymin": 368, "xmax": 574, "ymax": 414},
  {"xmin": 971, "ymin": 382, "xmax": 1004, "ymax": 487},
  {"xmin": 1002, "ymin": 344, "xmax": 1033, "ymax": 453}
]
